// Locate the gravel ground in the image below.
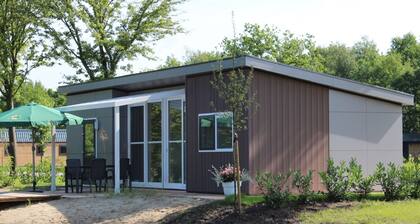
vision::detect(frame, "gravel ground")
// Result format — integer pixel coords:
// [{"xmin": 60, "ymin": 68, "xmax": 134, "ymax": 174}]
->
[{"xmin": 0, "ymin": 190, "xmax": 215, "ymax": 224}]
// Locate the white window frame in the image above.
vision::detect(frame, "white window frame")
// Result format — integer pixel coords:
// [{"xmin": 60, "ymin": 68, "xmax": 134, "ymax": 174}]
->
[{"xmin": 198, "ymin": 112, "xmax": 233, "ymax": 152}]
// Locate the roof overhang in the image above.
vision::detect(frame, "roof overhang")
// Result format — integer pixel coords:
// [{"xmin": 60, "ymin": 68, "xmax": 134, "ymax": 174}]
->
[
  {"xmin": 58, "ymin": 56, "xmax": 414, "ymax": 106},
  {"xmin": 58, "ymin": 89, "xmax": 184, "ymax": 112}
]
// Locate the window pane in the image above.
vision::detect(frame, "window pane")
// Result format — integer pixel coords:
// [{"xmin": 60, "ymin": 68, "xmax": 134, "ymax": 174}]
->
[
  {"xmin": 130, "ymin": 144, "xmax": 144, "ymax": 182},
  {"xmin": 148, "ymin": 102, "xmax": 161, "ymax": 141},
  {"xmin": 83, "ymin": 121, "xmax": 95, "ymax": 166},
  {"xmin": 199, "ymin": 115, "xmax": 215, "ymax": 150},
  {"xmin": 130, "ymin": 106, "xmax": 144, "ymax": 142},
  {"xmin": 217, "ymin": 114, "xmax": 233, "ymax": 149},
  {"xmin": 148, "ymin": 143, "xmax": 162, "ymax": 182},
  {"xmin": 169, "ymin": 143, "xmax": 182, "ymax": 183},
  {"xmin": 168, "ymin": 100, "xmax": 182, "ymax": 141}
]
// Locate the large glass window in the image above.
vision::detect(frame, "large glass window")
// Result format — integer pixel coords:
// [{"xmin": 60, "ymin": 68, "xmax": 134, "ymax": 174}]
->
[{"xmin": 198, "ymin": 112, "xmax": 233, "ymax": 152}]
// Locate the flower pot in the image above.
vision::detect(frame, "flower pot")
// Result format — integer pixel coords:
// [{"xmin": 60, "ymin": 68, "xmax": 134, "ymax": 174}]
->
[{"xmin": 222, "ymin": 181, "xmax": 242, "ymax": 196}]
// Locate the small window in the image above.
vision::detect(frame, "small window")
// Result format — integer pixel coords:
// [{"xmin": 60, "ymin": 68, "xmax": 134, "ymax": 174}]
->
[
  {"xmin": 198, "ymin": 112, "xmax": 233, "ymax": 152},
  {"xmin": 59, "ymin": 145, "xmax": 67, "ymax": 155}
]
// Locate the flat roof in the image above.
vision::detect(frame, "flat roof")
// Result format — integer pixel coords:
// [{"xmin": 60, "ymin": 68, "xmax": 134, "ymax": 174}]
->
[{"xmin": 58, "ymin": 56, "xmax": 414, "ymax": 105}]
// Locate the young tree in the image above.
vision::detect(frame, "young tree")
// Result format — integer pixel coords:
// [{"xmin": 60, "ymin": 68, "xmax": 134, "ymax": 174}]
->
[
  {"xmin": 0, "ymin": 0, "xmax": 49, "ymax": 171},
  {"xmin": 42, "ymin": 0, "xmax": 184, "ymax": 83}
]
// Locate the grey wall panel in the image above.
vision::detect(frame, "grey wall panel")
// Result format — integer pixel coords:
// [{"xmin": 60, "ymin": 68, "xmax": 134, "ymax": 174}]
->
[
  {"xmin": 67, "ymin": 90, "xmax": 114, "ymax": 105},
  {"xmin": 66, "ymin": 108, "xmax": 114, "ymax": 165},
  {"xmin": 329, "ymin": 89, "xmax": 403, "ymax": 174}
]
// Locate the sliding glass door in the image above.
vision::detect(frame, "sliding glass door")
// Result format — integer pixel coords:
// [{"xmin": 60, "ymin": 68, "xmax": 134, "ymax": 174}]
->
[{"xmin": 129, "ymin": 96, "xmax": 185, "ymax": 189}]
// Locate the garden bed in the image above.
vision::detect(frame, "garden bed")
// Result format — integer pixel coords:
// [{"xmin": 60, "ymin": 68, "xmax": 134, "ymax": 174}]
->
[{"xmin": 162, "ymin": 196, "xmax": 356, "ymax": 224}]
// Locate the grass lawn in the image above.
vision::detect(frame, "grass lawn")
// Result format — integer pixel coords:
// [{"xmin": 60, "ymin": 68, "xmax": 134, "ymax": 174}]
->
[{"xmin": 300, "ymin": 200, "xmax": 420, "ymax": 224}]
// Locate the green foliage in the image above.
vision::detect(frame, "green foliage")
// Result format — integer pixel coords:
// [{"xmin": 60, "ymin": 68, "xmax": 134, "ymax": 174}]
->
[
  {"xmin": 348, "ymin": 158, "xmax": 376, "ymax": 199},
  {"xmin": 0, "ymin": 157, "xmax": 14, "ymax": 187},
  {"xmin": 255, "ymin": 171, "xmax": 292, "ymax": 208},
  {"xmin": 210, "ymin": 68, "xmax": 256, "ymax": 132},
  {"xmin": 32, "ymin": 126, "xmax": 51, "ymax": 156},
  {"xmin": 14, "ymin": 81, "xmax": 56, "ymax": 107},
  {"xmin": 392, "ymin": 69, "xmax": 420, "ymax": 133},
  {"xmin": 319, "ymin": 159, "xmax": 350, "ymax": 201},
  {"xmin": 159, "ymin": 50, "xmax": 221, "ymax": 69},
  {"xmin": 401, "ymin": 156, "xmax": 420, "ymax": 198},
  {"xmin": 0, "ymin": 157, "xmax": 65, "ymax": 188},
  {"xmin": 42, "ymin": 0, "xmax": 184, "ymax": 83},
  {"xmin": 374, "ymin": 162, "xmax": 403, "ymax": 201},
  {"xmin": 292, "ymin": 170, "xmax": 314, "ymax": 203},
  {"xmin": 0, "ymin": 0, "xmax": 49, "ymax": 109},
  {"xmin": 221, "ymin": 23, "xmax": 325, "ymax": 73},
  {"xmin": 318, "ymin": 43, "xmax": 357, "ymax": 79}
]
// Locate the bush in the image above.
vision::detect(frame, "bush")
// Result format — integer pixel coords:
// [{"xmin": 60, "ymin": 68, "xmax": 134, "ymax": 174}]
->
[
  {"xmin": 0, "ymin": 157, "xmax": 65, "ymax": 188},
  {"xmin": 319, "ymin": 159, "xmax": 350, "ymax": 201},
  {"xmin": 255, "ymin": 171, "xmax": 291, "ymax": 208},
  {"xmin": 0, "ymin": 157, "xmax": 13, "ymax": 187},
  {"xmin": 348, "ymin": 158, "xmax": 376, "ymax": 199},
  {"xmin": 401, "ymin": 156, "xmax": 420, "ymax": 198},
  {"xmin": 292, "ymin": 170, "xmax": 313, "ymax": 203},
  {"xmin": 375, "ymin": 162, "xmax": 403, "ymax": 201}
]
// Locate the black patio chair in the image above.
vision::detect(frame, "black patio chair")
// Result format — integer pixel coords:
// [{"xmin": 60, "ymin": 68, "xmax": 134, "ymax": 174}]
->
[
  {"xmin": 120, "ymin": 158, "xmax": 132, "ymax": 191},
  {"xmin": 85, "ymin": 158, "xmax": 107, "ymax": 193},
  {"xmin": 65, "ymin": 159, "xmax": 82, "ymax": 193}
]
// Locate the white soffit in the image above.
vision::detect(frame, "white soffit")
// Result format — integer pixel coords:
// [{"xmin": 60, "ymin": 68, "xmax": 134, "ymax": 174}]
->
[{"xmin": 58, "ymin": 89, "xmax": 184, "ymax": 112}]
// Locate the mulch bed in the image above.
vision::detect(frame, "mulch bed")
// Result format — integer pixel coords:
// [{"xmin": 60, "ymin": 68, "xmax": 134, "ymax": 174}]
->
[{"xmin": 162, "ymin": 200, "xmax": 356, "ymax": 224}]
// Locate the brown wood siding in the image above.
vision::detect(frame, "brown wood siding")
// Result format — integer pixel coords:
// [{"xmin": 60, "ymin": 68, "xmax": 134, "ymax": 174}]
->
[
  {"xmin": 248, "ymin": 70, "xmax": 329, "ymax": 194},
  {"xmin": 186, "ymin": 73, "xmax": 249, "ymax": 194}
]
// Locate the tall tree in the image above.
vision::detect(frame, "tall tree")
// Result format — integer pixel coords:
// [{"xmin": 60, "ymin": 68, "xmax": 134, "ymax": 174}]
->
[
  {"xmin": 15, "ymin": 80, "xmax": 56, "ymax": 107},
  {"xmin": 0, "ymin": 0, "xmax": 48, "ymax": 171},
  {"xmin": 318, "ymin": 43, "xmax": 357, "ymax": 79},
  {"xmin": 221, "ymin": 23, "xmax": 325, "ymax": 73},
  {"xmin": 42, "ymin": 0, "xmax": 184, "ymax": 83},
  {"xmin": 390, "ymin": 33, "xmax": 420, "ymax": 68},
  {"xmin": 392, "ymin": 70, "xmax": 420, "ymax": 132},
  {"xmin": 158, "ymin": 50, "xmax": 221, "ymax": 69}
]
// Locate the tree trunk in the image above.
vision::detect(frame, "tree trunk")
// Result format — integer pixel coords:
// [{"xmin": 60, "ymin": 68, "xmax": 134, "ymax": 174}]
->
[
  {"xmin": 234, "ymin": 133, "xmax": 242, "ymax": 214},
  {"xmin": 6, "ymin": 96, "xmax": 17, "ymax": 173}
]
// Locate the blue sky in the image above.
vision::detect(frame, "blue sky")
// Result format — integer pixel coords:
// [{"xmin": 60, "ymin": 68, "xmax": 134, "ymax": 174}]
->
[{"xmin": 31, "ymin": 0, "xmax": 420, "ymax": 90}]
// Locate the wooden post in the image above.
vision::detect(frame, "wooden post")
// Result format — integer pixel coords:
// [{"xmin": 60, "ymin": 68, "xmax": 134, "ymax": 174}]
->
[{"xmin": 234, "ymin": 133, "xmax": 242, "ymax": 214}]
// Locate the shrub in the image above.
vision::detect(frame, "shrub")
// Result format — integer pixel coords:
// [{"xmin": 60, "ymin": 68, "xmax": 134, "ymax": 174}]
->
[
  {"xmin": 401, "ymin": 156, "xmax": 420, "ymax": 198},
  {"xmin": 255, "ymin": 171, "xmax": 291, "ymax": 208},
  {"xmin": 292, "ymin": 170, "xmax": 314, "ymax": 203},
  {"xmin": 0, "ymin": 157, "xmax": 13, "ymax": 187},
  {"xmin": 375, "ymin": 162, "xmax": 403, "ymax": 201},
  {"xmin": 348, "ymin": 158, "xmax": 376, "ymax": 199},
  {"xmin": 319, "ymin": 159, "xmax": 350, "ymax": 201}
]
